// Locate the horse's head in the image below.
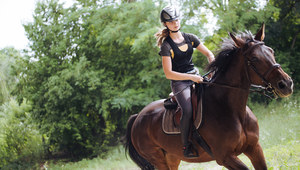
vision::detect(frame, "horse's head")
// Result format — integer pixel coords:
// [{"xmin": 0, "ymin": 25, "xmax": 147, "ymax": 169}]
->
[{"xmin": 229, "ymin": 23, "xmax": 293, "ymax": 97}]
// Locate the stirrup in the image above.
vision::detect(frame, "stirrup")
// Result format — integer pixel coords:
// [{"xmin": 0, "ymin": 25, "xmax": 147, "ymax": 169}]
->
[{"xmin": 183, "ymin": 143, "xmax": 199, "ymax": 158}]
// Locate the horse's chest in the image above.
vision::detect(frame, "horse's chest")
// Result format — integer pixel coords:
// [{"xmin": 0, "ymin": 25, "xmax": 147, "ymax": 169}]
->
[{"xmin": 204, "ymin": 118, "xmax": 248, "ymax": 149}]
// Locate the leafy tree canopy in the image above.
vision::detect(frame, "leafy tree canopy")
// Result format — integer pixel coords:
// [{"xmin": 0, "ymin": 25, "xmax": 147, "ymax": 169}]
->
[{"xmin": 16, "ymin": 0, "xmax": 168, "ymax": 157}]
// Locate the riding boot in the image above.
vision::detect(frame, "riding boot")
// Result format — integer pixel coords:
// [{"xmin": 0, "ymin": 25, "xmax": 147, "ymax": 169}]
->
[
  {"xmin": 183, "ymin": 142, "xmax": 198, "ymax": 158},
  {"xmin": 180, "ymin": 115, "xmax": 198, "ymax": 158}
]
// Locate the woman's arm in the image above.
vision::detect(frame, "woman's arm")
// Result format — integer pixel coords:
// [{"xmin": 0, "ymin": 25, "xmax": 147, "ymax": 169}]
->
[
  {"xmin": 196, "ymin": 43, "xmax": 215, "ymax": 63},
  {"xmin": 162, "ymin": 56, "xmax": 203, "ymax": 83}
]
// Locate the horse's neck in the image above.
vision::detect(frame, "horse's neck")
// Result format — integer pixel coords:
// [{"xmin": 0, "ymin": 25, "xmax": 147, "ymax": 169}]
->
[
  {"xmin": 215, "ymin": 55, "xmax": 250, "ymax": 90},
  {"xmin": 210, "ymin": 53, "xmax": 250, "ymax": 112}
]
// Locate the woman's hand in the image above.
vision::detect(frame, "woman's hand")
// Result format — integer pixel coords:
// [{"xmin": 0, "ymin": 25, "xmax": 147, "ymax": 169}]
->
[
  {"xmin": 162, "ymin": 57, "xmax": 204, "ymax": 83},
  {"xmin": 207, "ymin": 72, "xmax": 213, "ymax": 79},
  {"xmin": 190, "ymin": 74, "xmax": 203, "ymax": 83}
]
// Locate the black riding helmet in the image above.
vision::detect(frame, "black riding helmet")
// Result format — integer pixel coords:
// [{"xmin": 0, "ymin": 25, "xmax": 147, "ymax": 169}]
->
[{"xmin": 160, "ymin": 6, "xmax": 180, "ymax": 23}]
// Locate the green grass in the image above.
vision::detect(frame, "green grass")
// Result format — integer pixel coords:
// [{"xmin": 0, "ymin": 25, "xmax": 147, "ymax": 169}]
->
[
  {"xmin": 46, "ymin": 95, "xmax": 300, "ymax": 170},
  {"xmin": 44, "ymin": 146, "xmax": 136, "ymax": 170}
]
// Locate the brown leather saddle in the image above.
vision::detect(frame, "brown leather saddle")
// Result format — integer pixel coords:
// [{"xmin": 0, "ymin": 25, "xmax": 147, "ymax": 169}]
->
[{"xmin": 162, "ymin": 84, "xmax": 203, "ymax": 134}]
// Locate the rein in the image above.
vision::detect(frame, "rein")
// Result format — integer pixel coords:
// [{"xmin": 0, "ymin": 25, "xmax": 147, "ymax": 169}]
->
[{"xmin": 201, "ymin": 81, "xmax": 248, "ymax": 91}]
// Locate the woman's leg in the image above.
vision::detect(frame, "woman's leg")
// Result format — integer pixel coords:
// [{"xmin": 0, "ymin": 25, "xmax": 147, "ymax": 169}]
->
[{"xmin": 171, "ymin": 81, "xmax": 197, "ymax": 158}]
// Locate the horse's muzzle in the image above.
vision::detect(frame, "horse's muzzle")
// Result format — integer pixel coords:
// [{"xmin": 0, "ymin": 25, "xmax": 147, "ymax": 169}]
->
[{"xmin": 275, "ymin": 77, "xmax": 293, "ymax": 97}]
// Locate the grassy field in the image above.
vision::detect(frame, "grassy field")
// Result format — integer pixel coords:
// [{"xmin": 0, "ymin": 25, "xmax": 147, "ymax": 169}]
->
[{"xmin": 46, "ymin": 95, "xmax": 299, "ymax": 170}]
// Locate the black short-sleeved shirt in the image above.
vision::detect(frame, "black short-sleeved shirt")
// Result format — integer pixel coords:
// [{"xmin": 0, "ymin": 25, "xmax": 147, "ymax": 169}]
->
[{"xmin": 159, "ymin": 33, "xmax": 201, "ymax": 57}]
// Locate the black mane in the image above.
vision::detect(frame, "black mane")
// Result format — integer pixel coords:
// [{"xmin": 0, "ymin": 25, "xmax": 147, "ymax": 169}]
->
[{"xmin": 206, "ymin": 31, "xmax": 255, "ymax": 77}]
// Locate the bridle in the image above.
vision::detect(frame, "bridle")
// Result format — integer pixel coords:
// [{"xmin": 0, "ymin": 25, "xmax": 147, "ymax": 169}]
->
[
  {"xmin": 243, "ymin": 40, "xmax": 281, "ymax": 98},
  {"xmin": 202, "ymin": 40, "xmax": 281, "ymax": 99}
]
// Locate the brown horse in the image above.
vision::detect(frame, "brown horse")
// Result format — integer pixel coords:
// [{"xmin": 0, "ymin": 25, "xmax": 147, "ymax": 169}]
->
[{"xmin": 124, "ymin": 24, "xmax": 293, "ymax": 170}]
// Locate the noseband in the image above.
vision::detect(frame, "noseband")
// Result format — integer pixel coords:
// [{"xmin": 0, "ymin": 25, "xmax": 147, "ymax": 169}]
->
[{"xmin": 244, "ymin": 40, "xmax": 281, "ymax": 98}]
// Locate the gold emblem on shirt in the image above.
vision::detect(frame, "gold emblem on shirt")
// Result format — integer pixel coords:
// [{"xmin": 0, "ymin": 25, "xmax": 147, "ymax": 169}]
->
[{"xmin": 170, "ymin": 49, "xmax": 174, "ymax": 59}]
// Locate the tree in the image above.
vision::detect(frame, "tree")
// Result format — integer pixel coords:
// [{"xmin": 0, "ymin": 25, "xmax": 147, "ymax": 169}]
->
[
  {"xmin": 264, "ymin": 0, "xmax": 300, "ymax": 90},
  {"xmin": 16, "ymin": 0, "xmax": 168, "ymax": 158}
]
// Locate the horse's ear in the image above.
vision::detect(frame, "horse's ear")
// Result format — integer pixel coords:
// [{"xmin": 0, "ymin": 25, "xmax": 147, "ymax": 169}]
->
[
  {"xmin": 254, "ymin": 22, "xmax": 265, "ymax": 41},
  {"xmin": 229, "ymin": 32, "xmax": 244, "ymax": 48}
]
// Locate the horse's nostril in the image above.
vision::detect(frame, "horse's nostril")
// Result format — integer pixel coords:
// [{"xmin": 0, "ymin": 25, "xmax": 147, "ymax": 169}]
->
[{"xmin": 278, "ymin": 81, "xmax": 286, "ymax": 89}]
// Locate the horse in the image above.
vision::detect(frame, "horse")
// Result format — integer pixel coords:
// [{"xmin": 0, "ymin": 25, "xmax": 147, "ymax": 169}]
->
[{"xmin": 124, "ymin": 23, "xmax": 293, "ymax": 170}]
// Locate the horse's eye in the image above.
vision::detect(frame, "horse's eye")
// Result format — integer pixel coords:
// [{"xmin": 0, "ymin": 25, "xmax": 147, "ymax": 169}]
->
[{"xmin": 250, "ymin": 56, "xmax": 259, "ymax": 62}]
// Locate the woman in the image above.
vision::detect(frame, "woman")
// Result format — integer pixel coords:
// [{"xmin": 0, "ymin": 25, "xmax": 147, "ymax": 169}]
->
[{"xmin": 155, "ymin": 6, "xmax": 215, "ymax": 158}]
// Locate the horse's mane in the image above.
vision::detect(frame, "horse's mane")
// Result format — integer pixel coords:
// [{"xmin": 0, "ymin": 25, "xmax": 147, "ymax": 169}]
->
[{"xmin": 206, "ymin": 31, "xmax": 254, "ymax": 77}]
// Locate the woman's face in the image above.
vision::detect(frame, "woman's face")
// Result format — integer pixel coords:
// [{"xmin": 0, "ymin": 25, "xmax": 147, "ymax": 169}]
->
[{"xmin": 165, "ymin": 19, "xmax": 180, "ymax": 32}]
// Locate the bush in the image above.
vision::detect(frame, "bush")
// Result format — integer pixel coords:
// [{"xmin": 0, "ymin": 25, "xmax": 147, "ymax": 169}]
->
[{"xmin": 0, "ymin": 99, "xmax": 43, "ymax": 169}]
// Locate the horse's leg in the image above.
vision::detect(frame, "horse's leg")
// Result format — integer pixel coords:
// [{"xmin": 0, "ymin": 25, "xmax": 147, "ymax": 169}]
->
[
  {"xmin": 243, "ymin": 107, "xmax": 267, "ymax": 170},
  {"xmin": 140, "ymin": 146, "xmax": 170, "ymax": 170},
  {"xmin": 222, "ymin": 155, "xmax": 249, "ymax": 170},
  {"xmin": 244, "ymin": 143, "xmax": 267, "ymax": 170},
  {"xmin": 165, "ymin": 154, "xmax": 180, "ymax": 170}
]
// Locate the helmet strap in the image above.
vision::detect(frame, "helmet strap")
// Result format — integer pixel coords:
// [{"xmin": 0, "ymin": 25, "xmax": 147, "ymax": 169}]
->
[
  {"xmin": 170, "ymin": 29, "xmax": 180, "ymax": 33},
  {"xmin": 166, "ymin": 26, "xmax": 180, "ymax": 33}
]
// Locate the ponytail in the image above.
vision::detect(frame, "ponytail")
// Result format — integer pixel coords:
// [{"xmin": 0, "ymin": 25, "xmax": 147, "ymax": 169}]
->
[{"xmin": 154, "ymin": 28, "xmax": 169, "ymax": 47}]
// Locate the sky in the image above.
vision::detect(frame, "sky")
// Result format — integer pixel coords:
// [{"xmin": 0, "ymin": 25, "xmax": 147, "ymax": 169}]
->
[
  {"xmin": 0, "ymin": 0, "xmax": 35, "ymax": 50},
  {"xmin": 0, "ymin": 0, "xmax": 73, "ymax": 50}
]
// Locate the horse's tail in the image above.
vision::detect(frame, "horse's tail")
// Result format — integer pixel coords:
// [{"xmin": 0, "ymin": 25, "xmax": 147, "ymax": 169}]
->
[{"xmin": 124, "ymin": 114, "xmax": 154, "ymax": 170}]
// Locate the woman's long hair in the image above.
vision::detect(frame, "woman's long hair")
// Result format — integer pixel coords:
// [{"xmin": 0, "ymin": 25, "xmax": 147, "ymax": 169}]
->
[{"xmin": 154, "ymin": 27, "xmax": 169, "ymax": 47}]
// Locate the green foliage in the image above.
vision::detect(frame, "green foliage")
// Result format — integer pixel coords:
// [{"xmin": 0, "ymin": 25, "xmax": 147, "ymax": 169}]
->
[
  {"xmin": 40, "ymin": 57, "xmax": 108, "ymax": 157},
  {"xmin": 16, "ymin": 0, "xmax": 169, "ymax": 158},
  {"xmin": 264, "ymin": 0, "xmax": 300, "ymax": 91},
  {"xmin": 0, "ymin": 99, "xmax": 43, "ymax": 169},
  {"xmin": 0, "ymin": 48, "xmax": 21, "ymax": 105}
]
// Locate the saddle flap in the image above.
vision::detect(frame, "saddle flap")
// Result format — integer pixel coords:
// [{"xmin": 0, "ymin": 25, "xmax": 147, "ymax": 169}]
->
[{"xmin": 162, "ymin": 84, "xmax": 203, "ymax": 134}]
